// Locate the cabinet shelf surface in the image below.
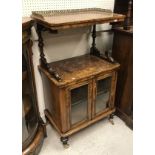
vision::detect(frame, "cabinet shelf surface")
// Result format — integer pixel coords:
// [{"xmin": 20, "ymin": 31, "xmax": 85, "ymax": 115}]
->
[{"xmin": 39, "ymin": 54, "xmax": 120, "ymax": 87}]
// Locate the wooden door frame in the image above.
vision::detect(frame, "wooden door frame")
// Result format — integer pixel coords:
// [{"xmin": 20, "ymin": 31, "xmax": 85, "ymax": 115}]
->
[
  {"xmin": 92, "ymin": 71, "xmax": 117, "ymax": 118},
  {"xmin": 66, "ymin": 79, "xmax": 93, "ymax": 129}
]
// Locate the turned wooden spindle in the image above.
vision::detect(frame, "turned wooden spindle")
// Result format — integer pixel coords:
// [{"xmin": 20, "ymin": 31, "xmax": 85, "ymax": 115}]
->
[
  {"xmin": 37, "ymin": 24, "xmax": 62, "ymax": 81},
  {"xmin": 90, "ymin": 25, "xmax": 100, "ymax": 57},
  {"xmin": 124, "ymin": 0, "xmax": 133, "ymax": 30}
]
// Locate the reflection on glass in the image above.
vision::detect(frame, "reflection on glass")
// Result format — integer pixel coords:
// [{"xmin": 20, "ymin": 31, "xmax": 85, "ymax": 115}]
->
[
  {"xmin": 71, "ymin": 85, "xmax": 88, "ymax": 125},
  {"xmin": 22, "ymin": 52, "xmax": 38, "ymax": 143},
  {"xmin": 95, "ymin": 77, "xmax": 112, "ymax": 114}
]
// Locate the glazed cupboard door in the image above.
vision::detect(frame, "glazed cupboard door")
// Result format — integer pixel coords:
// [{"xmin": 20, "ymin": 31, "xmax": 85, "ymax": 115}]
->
[
  {"xmin": 22, "ymin": 45, "xmax": 38, "ymax": 149},
  {"xmin": 92, "ymin": 72, "xmax": 117, "ymax": 117},
  {"xmin": 68, "ymin": 81, "xmax": 92, "ymax": 128}
]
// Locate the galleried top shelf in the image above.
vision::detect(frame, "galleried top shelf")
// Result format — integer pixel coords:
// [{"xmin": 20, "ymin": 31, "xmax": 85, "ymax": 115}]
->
[{"xmin": 31, "ymin": 8, "xmax": 125, "ymax": 29}]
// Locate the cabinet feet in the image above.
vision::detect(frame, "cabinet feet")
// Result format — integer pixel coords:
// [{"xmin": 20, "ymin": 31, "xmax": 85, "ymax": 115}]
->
[
  {"xmin": 45, "ymin": 115, "xmax": 49, "ymax": 125},
  {"xmin": 60, "ymin": 137, "xmax": 69, "ymax": 148},
  {"xmin": 109, "ymin": 114, "xmax": 115, "ymax": 125}
]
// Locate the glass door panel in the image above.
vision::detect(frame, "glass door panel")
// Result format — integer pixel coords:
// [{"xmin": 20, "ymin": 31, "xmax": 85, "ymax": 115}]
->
[
  {"xmin": 70, "ymin": 84, "xmax": 88, "ymax": 125},
  {"xmin": 95, "ymin": 76, "xmax": 112, "ymax": 114}
]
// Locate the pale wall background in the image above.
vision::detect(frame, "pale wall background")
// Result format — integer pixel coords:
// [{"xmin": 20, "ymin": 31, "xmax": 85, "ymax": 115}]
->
[{"xmin": 22, "ymin": 0, "xmax": 115, "ymax": 120}]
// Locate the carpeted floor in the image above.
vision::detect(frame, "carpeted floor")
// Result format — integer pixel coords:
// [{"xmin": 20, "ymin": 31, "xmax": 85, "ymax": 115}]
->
[{"xmin": 39, "ymin": 116, "xmax": 133, "ymax": 155}]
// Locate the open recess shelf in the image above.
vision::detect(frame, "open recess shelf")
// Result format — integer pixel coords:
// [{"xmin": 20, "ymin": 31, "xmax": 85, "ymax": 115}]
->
[{"xmin": 31, "ymin": 8, "xmax": 125, "ymax": 81}]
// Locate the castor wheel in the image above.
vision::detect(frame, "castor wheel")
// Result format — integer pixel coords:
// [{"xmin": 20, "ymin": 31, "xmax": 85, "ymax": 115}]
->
[
  {"xmin": 109, "ymin": 114, "xmax": 115, "ymax": 125},
  {"xmin": 63, "ymin": 143, "xmax": 69, "ymax": 149},
  {"xmin": 60, "ymin": 137, "xmax": 69, "ymax": 148}
]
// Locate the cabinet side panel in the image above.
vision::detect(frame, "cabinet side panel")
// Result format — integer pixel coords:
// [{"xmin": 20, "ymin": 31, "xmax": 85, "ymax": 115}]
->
[
  {"xmin": 59, "ymin": 88, "xmax": 70, "ymax": 133},
  {"xmin": 41, "ymin": 73, "xmax": 61, "ymax": 130},
  {"xmin": 112, "ymin": 31, "xmax": 132, "ymax": 109},
  {"xmin": 120, "ymin": 48, "xmax": 133, "ymax": 115}
]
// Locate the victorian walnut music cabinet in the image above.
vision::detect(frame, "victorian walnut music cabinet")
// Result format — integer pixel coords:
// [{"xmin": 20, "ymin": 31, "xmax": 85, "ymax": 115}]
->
[
  {"xmin": 22, "ymin": 18, "xmax": 46, "ymax": 155},
  {"xmin": 31, "ymin": 8, "xmax": 125, "ymax": 147}
]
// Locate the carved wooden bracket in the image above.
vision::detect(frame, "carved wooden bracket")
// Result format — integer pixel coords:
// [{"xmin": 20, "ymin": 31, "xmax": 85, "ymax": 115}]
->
[{"xmin": 100, "ymin": 50, "xmax": 116, "ymax": 63}]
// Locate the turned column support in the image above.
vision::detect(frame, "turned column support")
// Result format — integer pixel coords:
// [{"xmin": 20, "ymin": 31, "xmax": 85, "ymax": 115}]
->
[
  {"xmin": 124, "ymin": 0, "xmax": 133, "ymax": 30},
  {"xmin": 36, "ymin": 24, "xmax": 61, "ymax": 81},
  {"xmin": 90, "ymin": 25, "xmax": 116, "ymax": 63},
  {"xmin": 90, "ymin": 25, "xmax": 101, "ymax": 57}
]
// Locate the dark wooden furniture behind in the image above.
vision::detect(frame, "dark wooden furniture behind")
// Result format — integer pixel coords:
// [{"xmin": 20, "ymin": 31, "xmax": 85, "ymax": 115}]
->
[
  {"xmin": 112, "ymin": 28, "xmax": 133, "ymax": 129},
  {"xmin": 39, "ymin": 54, "xmax": 119, "ymax": 147},
  {"xmin": 112, "ymin": 0, "xmax": 133, "ymax": 129},
  {"xmin": 31, "ymin": 8, "xmax": 125, "ymax": 147},
  {"xmin": 22, "ymin": 18, "xmax": 46, "ymax": 155},
  {"xmin": 114, "ymin": 0, "xmax": 133, "ymax": 29}
]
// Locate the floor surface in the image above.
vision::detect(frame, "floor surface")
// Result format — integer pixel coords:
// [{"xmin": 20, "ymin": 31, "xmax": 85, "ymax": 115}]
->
[{"xmin": 39, "ymin": 116, "xmax": 133, "ymax": 155}]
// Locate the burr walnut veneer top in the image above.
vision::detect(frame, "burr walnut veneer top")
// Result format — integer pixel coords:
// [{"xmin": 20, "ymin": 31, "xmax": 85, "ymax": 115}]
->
[{"xmin": 39, "ymin": 55, "xmax": 120, "ymax": 87}]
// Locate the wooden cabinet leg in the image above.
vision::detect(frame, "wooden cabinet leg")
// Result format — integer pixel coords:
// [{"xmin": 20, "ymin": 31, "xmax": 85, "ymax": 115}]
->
[
  {"xmin": 45, "ymin": 115, "xmax": 50, "ymax": 126},
  {"xmin": 109, "ymin": 114, "xmax": 115, "ymax": 125},
  {"xmin": 60, "ymin": 137, "xmax": 69, "ymax": 148}
]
